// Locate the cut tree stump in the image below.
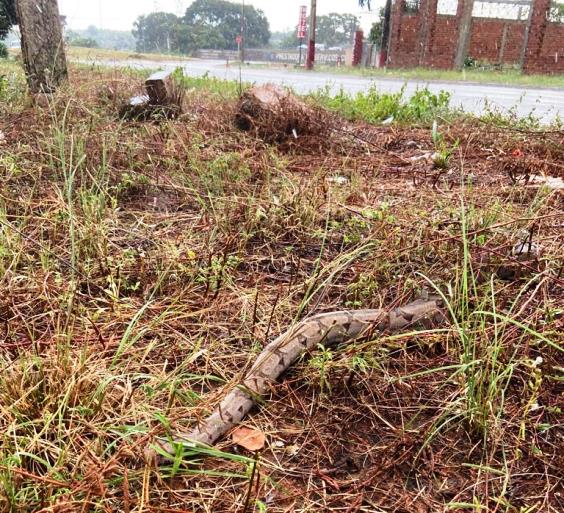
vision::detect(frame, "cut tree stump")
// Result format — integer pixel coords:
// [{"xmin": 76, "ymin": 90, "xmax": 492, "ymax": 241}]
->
[
  {"xmin": 16, "ymin": 0, "xmax": 68, "ymax": 94},
  {"xmin": 145, "ymin": 71, "xmax": 176, "ymax": 106},
  {"xmin": 235, "ymin": 84, "xmax": 327, "ymax": 144},
  {"xmin": 120, "ymin": 70, "xmax": 183, "ymax": 120}
]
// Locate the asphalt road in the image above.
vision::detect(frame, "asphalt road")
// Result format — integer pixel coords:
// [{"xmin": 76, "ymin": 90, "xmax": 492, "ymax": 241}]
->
[{"xmin": 98, "ymin": 58, "xmax": 563, "ymax": 122}]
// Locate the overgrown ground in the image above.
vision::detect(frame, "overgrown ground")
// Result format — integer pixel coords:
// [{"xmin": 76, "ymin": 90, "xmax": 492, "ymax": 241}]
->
[{"xmin": 0, "ymin": 63, "xmax": 562, "ymax": 513}]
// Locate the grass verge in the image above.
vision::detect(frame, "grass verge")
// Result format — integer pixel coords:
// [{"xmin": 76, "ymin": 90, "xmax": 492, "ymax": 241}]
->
[{"xmin": 0, "ymin": 62, "xmax": 562, "ymax": 512}]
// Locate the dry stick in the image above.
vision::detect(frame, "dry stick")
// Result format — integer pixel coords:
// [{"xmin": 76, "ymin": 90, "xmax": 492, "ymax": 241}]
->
[{"xmin": 152, "ymin": 296, "xmax": 445, "ymax": 460}]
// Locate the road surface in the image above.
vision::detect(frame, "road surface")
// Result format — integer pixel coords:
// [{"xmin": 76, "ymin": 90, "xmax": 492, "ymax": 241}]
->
[{"xmin": 93, "ymin": 58, "xmax": 563, "ymax": 122}]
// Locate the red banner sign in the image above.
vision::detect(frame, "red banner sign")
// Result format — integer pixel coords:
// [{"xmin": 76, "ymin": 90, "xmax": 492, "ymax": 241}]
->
[{"xmin": 298, "ymin": 6, "xmax": 307, "ymax": 39}]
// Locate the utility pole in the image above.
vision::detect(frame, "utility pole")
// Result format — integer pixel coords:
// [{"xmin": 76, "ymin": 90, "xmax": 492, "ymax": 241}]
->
[
  {"xmin": 16, "ymin": 0, "xmax": 68, "ymax": 94},
  {"xmin": 240, "ymin": 0, "xmax": 245, "ymax": 63},
  {"xmin": 306, "ymin": 0, "xmax": 317, "ymax": 70}
]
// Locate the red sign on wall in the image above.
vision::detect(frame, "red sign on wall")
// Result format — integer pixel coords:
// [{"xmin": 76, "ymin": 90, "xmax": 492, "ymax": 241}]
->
[{"xmin": 298, "ymin": 6, "xmax": 307, "ymax": 39}]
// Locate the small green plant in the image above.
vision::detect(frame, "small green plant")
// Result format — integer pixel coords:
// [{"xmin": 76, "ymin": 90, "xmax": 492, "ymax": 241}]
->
[
  {"xmin": 0, "ymin": 43, "xmax": 8, "ymax": 59},
  {"xmin": 196, "ymin": 254, "xmax": 241, "ymax": 293},
  {"xmin": 431, "ymin": 120, "xmax": 460, "ymax": 170},
  {"xmin": 309, "ymin": 344, "xmax": 334, "ymax": 394}
]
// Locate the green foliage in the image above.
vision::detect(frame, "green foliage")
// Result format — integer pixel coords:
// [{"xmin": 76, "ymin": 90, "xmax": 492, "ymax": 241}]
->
[
  {"xmin": 133, "ymin": 12, "xmax": 179, "ymax": 53},
  {"xmin": 368, "ymin": 8, "xmax": 385, "ymax": 49},
  {"xmin": 68, "ymin": 37, "xmax": 98, "ymax": 49},
  {"xmin": 181, "ymin": 0, "xmax": 270, "ymax": 52},
  {"xmin": 132, "ymin": 0, "xmax": 270, "ymax": 55},
  {"xmin": 316, "ymin": 13, "xmax": 359, "ymax": 48},
  {"xmin": 0, "ymin": 0, "xmax": 16, "ymax": 40},
  {"xmin": 269, "ymin": 30, "xmax": 294, "ymax": 49},
  {"xmin": 66, "ymin": 26, "xmax": 135, "ymax": 51},
  {"xmin": 0, "ymin": 41, "xmax": 7, "ymax": 58},
  {"xmin": 312, "ymin": 85, "xmax": 452, "ymax": 125},
  {"xmin": 0, "ymin": 66, "xmax": 26, "ymax": 111},
  {"xmin": 282, "ymin": 13, "xmax": 360, "ymax": 49},
  {"xmin": 548, "ymin": 0, "xmax": 564, "ymax": 23},
  {"xmin": 431, "ymin": 121, "xmax": 460, "ymax": 170},
  {"xmin": 175, "ymin": 70, "xmax": 245, "ymax": 99},
  {"xmin": 309, "ymin": 344, "xmax": 334, "ymax": 394}
]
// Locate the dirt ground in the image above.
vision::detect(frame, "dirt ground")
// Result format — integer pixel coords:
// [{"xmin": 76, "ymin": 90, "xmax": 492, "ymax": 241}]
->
[{"xmin": 0, "ymin": 67, "xmax": 562, "ymax": 513}]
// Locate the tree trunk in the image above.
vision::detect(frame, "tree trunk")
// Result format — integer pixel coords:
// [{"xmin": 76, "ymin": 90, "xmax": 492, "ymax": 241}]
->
[
  {"xmin": 454, "ymin": 0, "xmax": 475, "ymax": 70},
  {"xmin": 16, "ymin": 0, "xmax": 68, "ymax": 94}
]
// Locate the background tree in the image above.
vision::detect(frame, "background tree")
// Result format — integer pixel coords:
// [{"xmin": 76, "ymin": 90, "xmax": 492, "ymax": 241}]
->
[
  {"xmin": 67, "ymin": 36, "xmax": 98, "ymax": 48},
  {"xmin": 317, "ymin": 13, "xmax": 359, "ymax": 47},
  {"xmin": 0, "ymin": 0, "xmax": 17, "ymax": 40},
  {"xmin": 270, "ymin": 30, "xmax": 294, "ymax": 49},
  {"xmin": 180, "ymin": 0, "xmax": 270, "ymax": 52},
  {"xmin": 66, "ymin": 26, "xmax": 135, "ymax": 51},
  {"xmin": 132, "ymin": 12, "xmax": 179, "ymax": 53},
  {"xmin": 368, "ymin": 7, "xmax": 385, "ymax": 49},
  {"xmin": 549, "ymin": 1, "xmax": 564, "ymax": 22},
  {"xmin": 281, "ymin": 13, "xmax": 359, "ymax": 49}
]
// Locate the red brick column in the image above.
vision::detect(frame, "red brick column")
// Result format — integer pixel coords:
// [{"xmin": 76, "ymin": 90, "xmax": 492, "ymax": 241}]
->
[
  {"xmin": 523, "ymin": 0, "xmax": 551, "ymax": 73},
  {"xmin": 388, "ymin": 0, "xmax": 405, "ymax": 66},
  {"xmin": 352, "ymin": 30, "xmax": 364, "ymax": 66},
  {"xmin": 419, "ymin": 0, "xmax": 439, "ymax": 66}
]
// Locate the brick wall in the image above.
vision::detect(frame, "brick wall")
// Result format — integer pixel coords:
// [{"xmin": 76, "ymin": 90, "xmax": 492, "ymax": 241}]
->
[
  {"xmin": 426, "ymin": 16, "xmax": 459, "ymax": 68},
  {"xmin": 523, "ymin": 0, "xmax": 564, "ymax": 73},
  {"xmin": 388, "ymin": 0, "xmax": 564, "ymax": 74},
  {"xmin": 469, "ymin": 19, "xmax": 526, "ymax": 64}
]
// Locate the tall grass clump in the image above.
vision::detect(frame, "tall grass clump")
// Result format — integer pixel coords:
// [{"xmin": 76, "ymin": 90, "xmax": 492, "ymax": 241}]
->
[{"xmin": 420, "ymin": 199, "xmax": 561, "ymax": 446}]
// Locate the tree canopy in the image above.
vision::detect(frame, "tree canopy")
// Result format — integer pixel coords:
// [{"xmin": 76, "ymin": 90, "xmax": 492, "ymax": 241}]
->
[
  {"xmin": 0, "ymin": 0, "xmax": 17, "ymax": 40},
  {"xmin": 133, "ymin": 12, "xmax": 179, "ymax": 53},
  {"xmin": 282, "ymin": 13, "xmax": 359, "ymax": 49},
  {"xmin": 67, "ymin": 26, "xmax": 135, "ymax": 51},
  {"xmin": 183, "ymin": 0, "xmax": 270, "ymax": 51},
  {"xmin": 132, "ymin": 1, "xmax": 270, "ymax": 55},
  {"xmin": 368, "ymin": 7, "xmax": 385, "ymax": 48}
]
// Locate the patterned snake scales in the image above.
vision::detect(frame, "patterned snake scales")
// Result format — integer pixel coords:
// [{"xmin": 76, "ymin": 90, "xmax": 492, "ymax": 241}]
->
[{"xmin": 154, "ymin": 296, "xmax": 445, "ymax": 459}]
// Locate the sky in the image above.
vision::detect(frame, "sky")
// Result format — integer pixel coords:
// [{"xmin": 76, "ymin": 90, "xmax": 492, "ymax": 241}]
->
[{"xmin": 58, "ymin": 0, "xmax": 382, "ymax": 33}]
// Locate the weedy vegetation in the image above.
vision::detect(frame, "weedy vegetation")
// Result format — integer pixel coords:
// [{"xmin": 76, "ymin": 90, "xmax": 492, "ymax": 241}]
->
[{"xmin": 0, "ymin": 61, "xmax": 562, "ymax": 512}]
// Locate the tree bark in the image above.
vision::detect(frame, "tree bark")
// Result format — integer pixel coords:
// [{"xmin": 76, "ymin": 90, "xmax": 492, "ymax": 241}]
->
[
  {"xmin": 454, "ymin": 0, "xmax": 475, "ymax": 70},
  {"xmin": 16, "ymin": 0, "xmax": 68, "ymax": 94}
]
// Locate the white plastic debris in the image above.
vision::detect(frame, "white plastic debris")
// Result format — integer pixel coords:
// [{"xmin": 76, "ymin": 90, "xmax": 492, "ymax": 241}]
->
[
  {"xmin": 327, "ymin": 175, "xmax": 350, "ymax": 186},
  {"xmin": 512, "ymin": 241, "xmax": 541, "ymax": 259},
  {"xmin": 410, "ymin": 151, "xmax": 439, "ymax": 163},
  {"xmin": 528, "ymin": 175, "xmax": 564, "ymax": 191}
]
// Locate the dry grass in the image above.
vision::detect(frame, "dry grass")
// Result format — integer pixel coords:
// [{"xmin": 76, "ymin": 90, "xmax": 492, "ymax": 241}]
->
[{"xmin": 0, "ymin": 64, "xmax": 562, "ymax": 513}]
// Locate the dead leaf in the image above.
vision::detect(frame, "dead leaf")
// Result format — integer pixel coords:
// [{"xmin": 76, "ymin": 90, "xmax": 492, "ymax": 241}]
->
[{"xmin": 232, "ymin": 426, "xmax": 266, "ymax": 452}]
